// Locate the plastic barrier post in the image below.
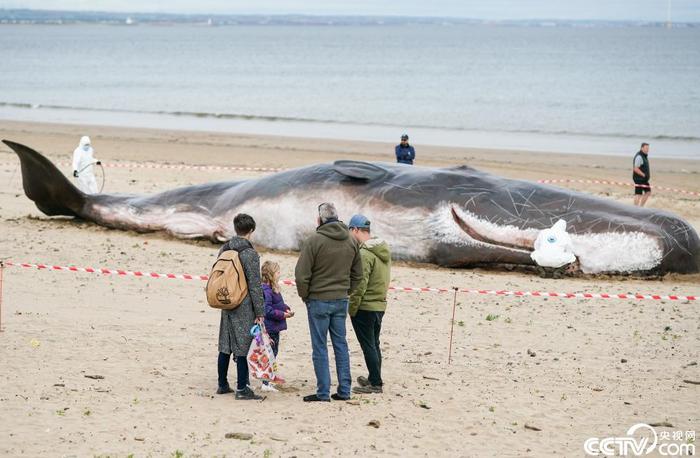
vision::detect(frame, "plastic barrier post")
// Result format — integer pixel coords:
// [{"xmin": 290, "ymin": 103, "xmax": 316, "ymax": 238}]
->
[{"xmin": 0, "ymin": 260, "xmax": 4, "ymax": 332}]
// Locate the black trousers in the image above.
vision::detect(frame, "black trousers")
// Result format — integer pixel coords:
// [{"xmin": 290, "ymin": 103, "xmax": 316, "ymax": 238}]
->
[
  {"xmin": 269, "ymin": 332, "xmax": 280, "ymax": 357},
  {"xmin": 218, "ymin": 352, "xmax": 249, "ymax": 391},
  {"xmin": 262, "ymin": 332, "xmax": 281, "ymax": 386},
  {"xmin": 351, "ymin": 310, "xmax": 384, "ymax": 386},
  {"xmin": 634, "ymin": 179, "xmax": 651, "ymax": 195}
]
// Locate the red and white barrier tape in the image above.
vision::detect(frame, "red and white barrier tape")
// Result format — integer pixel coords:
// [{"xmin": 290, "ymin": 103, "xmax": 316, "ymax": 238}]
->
[
  {"xmin": 4, "ymin": 261, "xmax": 209, "ymax": 281},
  {"xmin": 3, "ymin": 261, "xmax": 697, "ymax": 302},
  {"xmin": 389, "ymin": 284, "xmax": 697, "ymax": 301},
  {"xmin": 94, "ymin": 162, "xmax": 283, "ymax": 173},
  {"xmin": 0, "ymin": 161, "xmax": 283, "ymax": 173},
  {"xmin": 3, "ymin": 159, "xmax": 697, "ymax": 196},
  {"xmin": 537, "ymin": 178, "xmax": 700, "ymax": 197}
]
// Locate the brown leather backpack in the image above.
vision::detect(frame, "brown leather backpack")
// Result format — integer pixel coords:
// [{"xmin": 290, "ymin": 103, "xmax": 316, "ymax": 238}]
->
[{"xmin": 206, "ymin": 250, "xmax": 249, "ymax": 309}]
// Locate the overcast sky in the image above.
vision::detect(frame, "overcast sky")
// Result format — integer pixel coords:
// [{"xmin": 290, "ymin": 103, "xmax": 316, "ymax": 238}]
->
[{"xmin": 2, "ymin": 0, "xmax": 698, "ymax": 22}]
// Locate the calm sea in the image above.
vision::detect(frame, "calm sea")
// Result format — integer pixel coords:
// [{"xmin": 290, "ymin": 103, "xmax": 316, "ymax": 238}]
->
[{"xmin": 1, "ymin": 24, "xmax": 699, "ymax": 157}]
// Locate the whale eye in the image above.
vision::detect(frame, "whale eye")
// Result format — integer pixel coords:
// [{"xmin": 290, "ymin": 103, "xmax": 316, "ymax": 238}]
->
[{"xmin": 546, "ymin": 236, "xmax": 557, "ymax": 244}]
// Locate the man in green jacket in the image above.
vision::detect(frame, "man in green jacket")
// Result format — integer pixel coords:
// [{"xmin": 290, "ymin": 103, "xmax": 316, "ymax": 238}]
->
[{"xmin": 348, "ymin": 214, "xmax": 391, "ymax": 394}]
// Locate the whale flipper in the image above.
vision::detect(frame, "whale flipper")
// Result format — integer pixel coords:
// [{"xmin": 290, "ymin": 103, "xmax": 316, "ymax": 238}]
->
[{"xmin": 3, "ymin": 139, "xmax": 86, "ymax": 217}]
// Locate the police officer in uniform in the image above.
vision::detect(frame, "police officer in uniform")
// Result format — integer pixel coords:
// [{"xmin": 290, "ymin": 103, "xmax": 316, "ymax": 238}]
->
[{"xmin": 395, "ymin": 134, "xmax": 415, "ymax": 165}]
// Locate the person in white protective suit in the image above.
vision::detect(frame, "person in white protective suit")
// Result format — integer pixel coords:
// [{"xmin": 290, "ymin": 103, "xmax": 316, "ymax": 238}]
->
[
  {"xmin": 72, "ymin": 136, "xmax": 101, "ymax": 194},
  {"xmin": 530, "ymin": 219, "xmax": 576, "ymax": 269}
]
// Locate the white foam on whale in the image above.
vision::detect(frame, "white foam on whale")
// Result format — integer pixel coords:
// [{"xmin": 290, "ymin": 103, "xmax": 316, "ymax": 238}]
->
[
  {"xmin": 571, "ymin": 232, "xmax": 662, "ymax": 274},
  {"xmin": 230, "ymin": 192, "xmax": 435, "ymax": 259}
]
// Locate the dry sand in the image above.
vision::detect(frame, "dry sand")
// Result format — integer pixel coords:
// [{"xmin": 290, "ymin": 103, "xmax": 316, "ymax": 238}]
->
[{"xmin": 0, "ymin": 120, "xmax": 698, "ymax": 457}]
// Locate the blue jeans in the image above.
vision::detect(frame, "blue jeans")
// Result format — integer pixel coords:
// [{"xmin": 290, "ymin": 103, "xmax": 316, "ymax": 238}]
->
[{"xmin": 306, "ymin": 299, "xmax": 352, "ymax": 399}]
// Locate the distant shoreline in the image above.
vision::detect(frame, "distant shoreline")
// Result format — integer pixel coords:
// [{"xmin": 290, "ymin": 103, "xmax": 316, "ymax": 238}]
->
[{"xmin": 1, "ymin": 10, "xmax": 698, "ymax": 28}]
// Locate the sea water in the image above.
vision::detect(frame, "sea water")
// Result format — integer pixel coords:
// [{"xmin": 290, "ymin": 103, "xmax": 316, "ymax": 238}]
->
[{"xmin": 0, "ymin": 24, "xmax": 698, "ymax": 157}]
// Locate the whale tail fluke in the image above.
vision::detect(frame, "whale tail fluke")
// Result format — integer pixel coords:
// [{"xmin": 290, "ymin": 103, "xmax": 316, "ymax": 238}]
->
[{"xmin": 3, "ymin": 139, "xmax": 86, "ymax": 217}]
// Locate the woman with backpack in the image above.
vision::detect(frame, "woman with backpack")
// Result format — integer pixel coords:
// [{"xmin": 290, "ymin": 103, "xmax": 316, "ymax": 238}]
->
[{"xmin": 216, "ymin": 213, "xmax": 265, "ymax": 400}]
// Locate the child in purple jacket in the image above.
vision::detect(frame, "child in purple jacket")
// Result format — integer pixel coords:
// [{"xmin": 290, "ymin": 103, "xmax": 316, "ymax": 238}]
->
[{"xmin": 260, "ymin": 261, "xmax": 294, "ymax": 392}]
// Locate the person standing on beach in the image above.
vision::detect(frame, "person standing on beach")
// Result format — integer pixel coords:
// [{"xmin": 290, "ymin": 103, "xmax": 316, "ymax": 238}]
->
[
  {"xmin": 260, "ymin": 260, "xmax": 294, "ymax": 392},
  {"xmin": 347, "ymin": 215, "xmax": 391, "ymax": 395},
  {"xmin": 216, "ymin": 213, "xmax": 265, "ymax": 400},
  {"xmin": 72, "ymin": 136, "xmax": 101, "ymax": 194},
  {"xmin": 633, "ymin": 142, "xmax": 651, "ymax": 207},
  {"xmin": 294, "ymin": 202, "xmax": 363, "ymax": 402},
  {"xmin": 395, "ymin": 134, "xmax": 416, "ymax": 165}
]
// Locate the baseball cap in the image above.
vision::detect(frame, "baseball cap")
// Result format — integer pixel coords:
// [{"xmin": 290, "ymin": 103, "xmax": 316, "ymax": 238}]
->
[
  {"xmin": 401, "ymin": 134, "xmax": 409, "ymax": 140},
  {"xmin": 348, "ymin": 214, "xmax": 371, "ymax": 230}
]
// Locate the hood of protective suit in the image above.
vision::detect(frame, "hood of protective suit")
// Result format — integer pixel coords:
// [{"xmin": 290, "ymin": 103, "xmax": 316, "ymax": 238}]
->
[{"xmin": 530, "ymin": 219, "xmax": 576, "ymax": 268}]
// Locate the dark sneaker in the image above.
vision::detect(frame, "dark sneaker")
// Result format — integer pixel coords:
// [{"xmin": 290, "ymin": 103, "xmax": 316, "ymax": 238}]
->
[
  {"xmin": 331, "ymin": 393, "xmax": 351, "ymax": 401},
  {"xmin": 356, "ymin": 376, "xmax": 370, "ymax": 387},
  {"xmin": 352, "ymin": 385, "xmax": 383, "ymax": 394},
  {"xmin": 235, "ymin": 387, "xmax": 263, "ymax": 400},
  {"xmin": 216, "ymin": 385, "xmax": 233, "ymax": 395},
  {"xmin": 303, "ymin": 394, "xmax": 330, "ymax": 402}
]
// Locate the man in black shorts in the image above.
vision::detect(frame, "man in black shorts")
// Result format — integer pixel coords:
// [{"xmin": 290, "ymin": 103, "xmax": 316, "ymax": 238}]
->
[{"xmin": 633, "ymin": 142, "xmax": 651, "ymax": 207}]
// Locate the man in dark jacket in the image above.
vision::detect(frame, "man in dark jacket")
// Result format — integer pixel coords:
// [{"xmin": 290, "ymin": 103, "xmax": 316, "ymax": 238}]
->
[
  {"xmin": 295, "ymin": 202, "xmax": 363, "ymax": 402},
  {"xmin": 216, "ymin": 213, "xmax": 265, "ymax": 400},
  {"xmin": 633, "ymin": 142, "xmax": 652, "ymax": 207},
  {"xmin": 348, "ymin": 215, "xmax": 391, "ymax": 394},
  {"xmin": 395, "ymin": 134, "xmax": 415, "ymax": 165}
]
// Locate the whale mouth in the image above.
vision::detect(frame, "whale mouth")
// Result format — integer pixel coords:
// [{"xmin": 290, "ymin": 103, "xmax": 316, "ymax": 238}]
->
[{"xmin": 450, "ymin": 206, "xmax": 535, "ymax": 252}]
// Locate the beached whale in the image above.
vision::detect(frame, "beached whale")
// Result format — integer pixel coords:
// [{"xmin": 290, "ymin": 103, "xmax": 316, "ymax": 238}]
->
[{"xmin": 4, "ymin": 139, "xmax": 700, "ymax": 275}]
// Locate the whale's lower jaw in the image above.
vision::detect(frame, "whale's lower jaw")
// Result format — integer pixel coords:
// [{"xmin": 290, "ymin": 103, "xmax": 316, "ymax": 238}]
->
[{"xmin": 448, "ymin": 206, "xmax": 664, "ymax": 274}]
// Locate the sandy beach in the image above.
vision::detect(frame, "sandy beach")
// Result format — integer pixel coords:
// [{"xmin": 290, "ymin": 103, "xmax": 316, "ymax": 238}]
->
[{"xmin": 0, "ymin": 120, "xmax": 698, "ymax": 457}]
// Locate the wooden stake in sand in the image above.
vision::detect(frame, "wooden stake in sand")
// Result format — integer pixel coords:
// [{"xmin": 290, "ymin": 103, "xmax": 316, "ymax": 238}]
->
[
  {"xmin": 0, "ymin": 260, "xmax": 4, "ymax": 332},
  {"xmin": 448, "ymin": 287, "xmax": 458, "ymax": 364}
]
